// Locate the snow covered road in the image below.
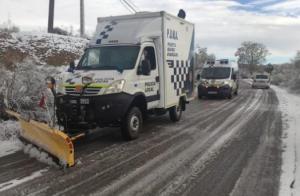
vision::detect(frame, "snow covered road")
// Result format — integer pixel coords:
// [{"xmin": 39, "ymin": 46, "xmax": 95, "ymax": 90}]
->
[
  {"xmin": 0, "ymin": 81, "xmax": 283, "ymax": 196},
  {"xmin": 274, "ymin": 86, "xmax": 300, "ymax": 196}
]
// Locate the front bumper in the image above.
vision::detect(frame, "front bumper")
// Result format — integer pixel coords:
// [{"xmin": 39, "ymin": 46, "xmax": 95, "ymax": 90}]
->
[
  {"xmin": 56, "ymin": 93, "xmax": 134, "ymax": 129},
  {"xmin": 198, "ymin": 85, "xmax": 231, "ymax": 97},
  {"xmin": 252, "ymin": 82, "xmax": 270, "ymax": 88}
]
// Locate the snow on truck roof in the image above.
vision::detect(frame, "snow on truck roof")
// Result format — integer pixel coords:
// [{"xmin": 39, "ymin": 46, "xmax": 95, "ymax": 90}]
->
[{"xmin": 90, "ymin": 11, "xmax": 193, "ymax": 46}]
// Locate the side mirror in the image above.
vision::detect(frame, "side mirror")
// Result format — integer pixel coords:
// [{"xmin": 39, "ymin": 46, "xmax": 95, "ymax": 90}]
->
[
  {"xmin": 232, "ymin": 74, "xmax": 237, "ymax": 80},
  {"xmin": 68, "ymin": 61, "xmax": 75, "ymax": 73},
  {"xmin": 139, "ymin": 60, "xmax": 151, "ymax": 76}
]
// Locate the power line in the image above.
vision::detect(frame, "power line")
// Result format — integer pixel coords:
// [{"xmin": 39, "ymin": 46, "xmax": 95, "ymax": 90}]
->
[{"xmin": 120, "ymin": 0, "xmax": 138, "ymax": 13}]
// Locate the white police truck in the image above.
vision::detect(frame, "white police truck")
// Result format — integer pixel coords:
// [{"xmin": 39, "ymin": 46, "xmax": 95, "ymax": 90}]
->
[{"xmin": 53, "ymin": 11, "xmax": 195, "ymax": 140}]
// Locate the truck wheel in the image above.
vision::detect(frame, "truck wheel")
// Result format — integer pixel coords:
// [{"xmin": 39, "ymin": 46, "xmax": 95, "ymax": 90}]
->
[
  {"xmin": 198, "ymin": 91, "xmax": 202, "ymax": 99},
  {"xmin": 121, "ymin": 107, "xmax": 142, "ymax": 140},
  {"xmin": 228, "ymin": 89, "xmax": 233, "ymax": 99},
  {"xmin": 169, "ymin": 100, "xmax": 183, "ymax": 122},
  {"xmin": 234, "ymin": 88, "xmax": 238, "ymax": 95}
]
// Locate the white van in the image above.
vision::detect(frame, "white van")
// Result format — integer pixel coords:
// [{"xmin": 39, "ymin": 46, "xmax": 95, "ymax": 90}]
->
[
  {"xmin": 252, "ymin": 73, "xmax": 270, "ymax": 89},
  {"xmin": 52, "ymin": 11, "xmax": 195, "ymax": 140},
  {"xmin": 197, "ymin": 59, "xmax": 239, "ymax": 99}
]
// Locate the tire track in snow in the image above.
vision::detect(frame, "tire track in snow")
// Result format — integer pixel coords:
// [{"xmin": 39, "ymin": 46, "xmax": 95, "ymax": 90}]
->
[{"xmin": 18, "ymin": 90, "xmax": 246, "ymax": 196}]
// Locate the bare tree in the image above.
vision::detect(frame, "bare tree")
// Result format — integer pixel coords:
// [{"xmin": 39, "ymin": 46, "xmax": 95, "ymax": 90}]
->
[
  {"xmin": 235, "ymin": 41, "xmax": 269, "ymax": 74},
  {"xmin": 195, "ymin": 47, "xmax": 215, "ymax": 70},
  {"xmin": 293, "ymin": 51, "xmax": 300, "ymax": 70}
]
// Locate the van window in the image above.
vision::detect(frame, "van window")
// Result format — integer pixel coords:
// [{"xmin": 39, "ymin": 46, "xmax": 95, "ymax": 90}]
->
[
  {"xmin": 256, "ymin": 75, "xmax": 268, "ymax": 79},
  {"xmin": 77, "ymin": 46, "xmax": 140, "ymax": 70},
  {"xmin": 141, "ymin": 47, "xmax": 156, "ymax": 70},
  {"xmin": 201, "ymin": 67, "xmax": 231, "ymax": 79}
]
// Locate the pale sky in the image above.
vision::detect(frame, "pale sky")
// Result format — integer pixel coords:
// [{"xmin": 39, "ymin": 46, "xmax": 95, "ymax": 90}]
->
[{"xmin": 1, "ymin": 0, "xmax": 300, "ymax": 64}]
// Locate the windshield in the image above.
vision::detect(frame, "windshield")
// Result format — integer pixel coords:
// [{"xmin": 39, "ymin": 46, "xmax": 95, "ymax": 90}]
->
[
  {"xmin": 77, "ymin": 46, "xmax": 140, "ymax": 70},
  {"xmin": 256, "ymin": 75, "xmax": 269, "ymax": 79},
  {"xmin": 201, "ymin": 67, "xmax": 231, "ymax": 79}
]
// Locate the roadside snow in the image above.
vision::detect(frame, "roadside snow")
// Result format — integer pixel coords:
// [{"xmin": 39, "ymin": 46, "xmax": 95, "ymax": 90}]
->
[
  {"xmin": 274, "ymin": 86, "xmax": 300, "ymax": 196},
  {"xmin": 0, "ymin": 168, "xmax": 48, "ymax": 192},
  {"xmin": 0, "ymin": 120, "xmax": 22, "ymax": 157},
  {"xmin": 0, "ymin": 32, "xmax": 88, "ymax": 65}
]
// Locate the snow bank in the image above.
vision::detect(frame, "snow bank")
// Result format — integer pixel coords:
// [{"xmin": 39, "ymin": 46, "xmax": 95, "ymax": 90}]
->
[
  {"xmin": 0, "ymin": 31, "xmax": 88, "ymax": 66},
  {"xmin": 0, "ymin": 120, "xmax": 22, "ymax": 157},
  {"xmin": 274, "ymin": 86, "xmax": 300, "ymax": 196}
]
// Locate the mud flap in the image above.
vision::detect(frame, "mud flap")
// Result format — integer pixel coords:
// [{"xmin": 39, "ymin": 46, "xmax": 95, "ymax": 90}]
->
[{"xmin": 5, "ymin": 110, "xmax": 75, "ymax": 167}]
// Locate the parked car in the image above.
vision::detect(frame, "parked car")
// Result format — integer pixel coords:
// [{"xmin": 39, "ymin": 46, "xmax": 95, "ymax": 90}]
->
[{"xmin": 252, "ymin": 73, "xmax": 270, "ymax": 89}]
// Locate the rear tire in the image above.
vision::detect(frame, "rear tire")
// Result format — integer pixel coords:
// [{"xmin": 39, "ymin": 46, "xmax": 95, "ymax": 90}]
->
[
  {"xmin": 169, "ymin": 100, "xmax": 183, "ymax": 122},
  {"xmin": 228, "ymin": 89, "xmax": 233, "ymax": 99},
  {"xmin": 121, "ymin": 107, "xmax": 142, "ymax": 140}
]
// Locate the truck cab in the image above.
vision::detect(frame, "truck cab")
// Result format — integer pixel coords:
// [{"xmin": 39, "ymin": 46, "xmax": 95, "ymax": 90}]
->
[
  {"xmin": 53, "ymin": 11, "xmax": 195, "ymax": 140},
  {"xmin": 197, "ymin": 59, "xmax": 239, "ymax": 99}
]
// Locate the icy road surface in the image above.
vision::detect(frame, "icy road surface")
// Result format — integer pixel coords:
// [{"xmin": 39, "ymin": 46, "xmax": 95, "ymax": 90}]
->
[{"xmin": 0, "ymin": 81, "xmax": 282, "ymax": 196}]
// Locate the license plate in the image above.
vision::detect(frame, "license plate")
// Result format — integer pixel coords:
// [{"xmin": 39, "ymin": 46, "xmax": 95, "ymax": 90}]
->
[
  {"xmin": 80, "ymin": 98, "xmax": 90, "ymax": 105},
  {"xmin": 208, "ymin": 91, "xmax": 217, "ymax": 95},
  {"xmin": 70, "ymin": 100, "xmax": 77, "ymax": 104}
]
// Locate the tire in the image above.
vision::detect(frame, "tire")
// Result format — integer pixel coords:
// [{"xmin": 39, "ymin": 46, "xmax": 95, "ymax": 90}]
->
[
  {"xmin": 198, "ymin": 92, "xmax": 202, "ymax": 99},
  {"xmin": 169, "ymin": 100, "xmax": 183, "ymax": 122},
  {"xmin": 228, "ymin": 89, "xmax": 233, "ymax": 99},
  {"xmin": 234, "ymin": 88, "xmax": 238, "ymax": 95},
  {"xmin": 121, "ymin": 107, "xmax": 142, "ymax": 140}
]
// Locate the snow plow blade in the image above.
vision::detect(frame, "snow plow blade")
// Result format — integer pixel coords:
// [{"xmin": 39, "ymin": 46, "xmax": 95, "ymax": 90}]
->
[{"xmin": 5, "ymin": 110, "xmax": 75, "ymax": 167}]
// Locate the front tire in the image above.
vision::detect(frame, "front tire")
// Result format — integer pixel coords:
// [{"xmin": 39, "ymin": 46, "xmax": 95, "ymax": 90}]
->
[
  {"xmin": 121, "ymin": 107, "xmax": 142, "ymax": 140},
  {"xmin": 228, "ymin": 89, "xmax": 233, "ymax": 99},
  {"xmin": 169, "ymin": 100, "xmax": 183, "ymax": 122},
  {"xmin": 234, "ymin": 88, "xmax": 238, "ymax": 95}
]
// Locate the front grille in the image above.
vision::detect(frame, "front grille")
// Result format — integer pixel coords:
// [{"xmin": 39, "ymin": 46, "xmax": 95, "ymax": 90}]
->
[{"xmin": 65, "ymin": 87, "xmax": 101, "ymax": 95}]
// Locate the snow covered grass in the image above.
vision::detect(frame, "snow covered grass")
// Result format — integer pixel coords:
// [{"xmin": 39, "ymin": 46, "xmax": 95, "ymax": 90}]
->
[
  {"xmin": 0, "ymin": 31, "xmax": 88, "ymax": 66},
  {"xmin": 274, "ymin": 85, "xmax": 300, "ymax": 196}
]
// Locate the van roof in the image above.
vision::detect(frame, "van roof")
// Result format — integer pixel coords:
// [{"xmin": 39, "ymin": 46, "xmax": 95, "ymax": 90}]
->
[{"xmin": 203, "ymin": 59, "xmax": 238, "ymax": 70}]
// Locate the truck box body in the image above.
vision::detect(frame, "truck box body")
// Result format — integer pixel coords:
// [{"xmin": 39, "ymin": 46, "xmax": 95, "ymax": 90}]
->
[{"xmin": 90, "ymin": 11, "xmax": 195, "ymax": 108}]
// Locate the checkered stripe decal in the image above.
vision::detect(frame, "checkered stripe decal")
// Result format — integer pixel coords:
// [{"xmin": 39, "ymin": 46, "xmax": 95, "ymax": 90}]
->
[
  {"xmin": 96, "ymin": 21, "xmax": 117, "ymax": 44},
  {"xmin": 169, "ymin": 60, "xmax": 190, "ymax": 96}
]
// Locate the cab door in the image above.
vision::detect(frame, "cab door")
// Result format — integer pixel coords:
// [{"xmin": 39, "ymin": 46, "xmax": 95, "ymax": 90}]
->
[{"xmin": 137, "ymin": 44, "xmax": 160, "ymax": 109}]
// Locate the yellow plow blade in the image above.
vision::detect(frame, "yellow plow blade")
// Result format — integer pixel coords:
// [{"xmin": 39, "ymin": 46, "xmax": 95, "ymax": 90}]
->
[{"xmin": 6, "ymin": 110, "xmax": 75, "ymax": 167}]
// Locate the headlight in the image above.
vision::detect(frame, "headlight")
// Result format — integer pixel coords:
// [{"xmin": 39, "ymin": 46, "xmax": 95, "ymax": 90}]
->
[
  {"xmin": 103, "ymin": 80, "xmax": 125, "ymax": 94},
  {"xmin": 200, "ymin": 80, "xmax": 208, "ymax": 85},
  {"xmin": 82, "ymin": 76, "xmax": 93, "ymax": 85},
  {"xmin": 221, "ymin": 81, "xmax": 230, "ymax": 86}
]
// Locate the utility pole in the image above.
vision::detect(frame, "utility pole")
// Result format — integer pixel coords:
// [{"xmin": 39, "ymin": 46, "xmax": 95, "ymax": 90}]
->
[
  {"xmin": 48, "ymin": 0, "xmax": 55, "ymax": 33},
  {"xmin": 80, "ymin": 0, "xmax": 85, "ymax": 37}
]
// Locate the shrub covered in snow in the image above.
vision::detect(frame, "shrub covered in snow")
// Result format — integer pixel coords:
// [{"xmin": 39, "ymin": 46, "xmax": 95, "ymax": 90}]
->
[
  {"xmin": 0, "ymin": 120, "xmax": 20, "ymax": 142},
  {"xmin": 0, "ymin": 59, "xmax": 66, "ymax": 119},
  {"xmin": 271, "ymin": 52, "xmax": 300, "ymax": 94}
]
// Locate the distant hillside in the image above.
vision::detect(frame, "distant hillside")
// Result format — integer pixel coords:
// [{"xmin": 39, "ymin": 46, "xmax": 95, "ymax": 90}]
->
[{"xmin": 0, "ymin": 32, "xmax": 88, "ymax": 68}]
